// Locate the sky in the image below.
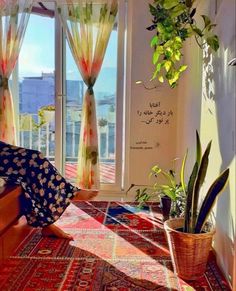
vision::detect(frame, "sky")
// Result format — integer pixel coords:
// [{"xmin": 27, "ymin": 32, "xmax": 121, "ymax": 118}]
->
[{"xmin": 19, "ymin": 14, "xmax": 117, "ymax": 93}]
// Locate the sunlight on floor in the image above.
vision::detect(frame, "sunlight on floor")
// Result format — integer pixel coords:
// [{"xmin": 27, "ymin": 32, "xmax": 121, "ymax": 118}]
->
[{"xmin": 55, "ymin": 202, "xmax": 175, "ymax": 286}]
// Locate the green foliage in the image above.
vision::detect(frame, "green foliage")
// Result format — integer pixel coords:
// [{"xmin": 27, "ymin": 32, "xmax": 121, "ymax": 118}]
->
[
  {"xmin": 98, "ymin": 118, "xmax": 108, "ymax": 127},
  {"xmin": 190, "ymin": 140, "xmax": 211, "ymax": 231},
  {"xmin": 150, "ymin": 165, "xmax": 183, "ymax": 201},
  {"xmin": 135, "ymin": 188, "xmax": 150, "ymax": 205},
  {"xmin": 182, "ymin": 131, "xmax": 229, "ymax": 233},
  {"xmin": 34, "ymin": 105, "xmax": 55, "ymax": 129},
  {"xmin": 194, "ymin": 169, "xmax": 229, "ymax": 233},
  {"xmin": 148, "ymin": 0, "xmax": 220, "ymax": 88},
  {"xmin": 135, "ymin": 131, "xmax": 229, "ymax": 233},
  {"xmin": 135, "ymin": 160, "xmax": 186, "ymax": 216}
]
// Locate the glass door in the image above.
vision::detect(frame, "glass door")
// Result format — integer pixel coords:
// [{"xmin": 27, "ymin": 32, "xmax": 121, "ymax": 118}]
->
[
  {"xmin": 12, "ymin": 1, "xmax": 126, "ymax": 192},
  {"xmin": 16, "ymin": 13, "xmax": 55, "ymax": 160}
]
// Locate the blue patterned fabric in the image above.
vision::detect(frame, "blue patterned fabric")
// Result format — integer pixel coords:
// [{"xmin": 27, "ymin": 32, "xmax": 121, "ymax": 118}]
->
[{"xmin": 0, "ymin": 141, "xmax": 78, "ymax": 227}]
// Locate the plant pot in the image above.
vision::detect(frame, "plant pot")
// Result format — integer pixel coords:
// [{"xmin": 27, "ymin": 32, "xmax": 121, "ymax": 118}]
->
[
  {"xmin": 164, "ymin": 218, "xmax": 215, "ymax": 280},
  {"xmin": 160, "ymin": 195, "xmax": 172, "ymax": 222}
]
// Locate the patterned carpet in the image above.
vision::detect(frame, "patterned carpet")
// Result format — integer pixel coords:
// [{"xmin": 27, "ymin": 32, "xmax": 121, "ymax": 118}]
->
[{"xmin": 0, "ymin": 202, "xmax": 231, "ymax": 290}]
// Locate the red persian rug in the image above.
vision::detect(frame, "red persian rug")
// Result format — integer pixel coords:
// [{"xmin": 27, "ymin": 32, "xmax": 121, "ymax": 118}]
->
[{"xmin": 0, "ymin": 201, "xmax": 231, "ymax": 290}]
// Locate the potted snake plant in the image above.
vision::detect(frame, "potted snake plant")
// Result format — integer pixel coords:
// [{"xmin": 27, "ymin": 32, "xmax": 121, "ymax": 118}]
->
[{"xmin": 164, "ymin": 131, "xmax": 229, "ymax": 280}]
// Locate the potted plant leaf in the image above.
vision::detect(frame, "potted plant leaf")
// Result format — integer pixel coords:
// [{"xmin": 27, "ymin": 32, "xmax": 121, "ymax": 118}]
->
[
  {"xmin": 147, "ymin": 0, "xmax": 220, "ymax": 88},
  {"xmin": 164, "ymin": 131, "xmax": 229, "ymax": 280},
  {"xmin": 135, "ymin": 159, "xmax": 186, "ymax": 221}
]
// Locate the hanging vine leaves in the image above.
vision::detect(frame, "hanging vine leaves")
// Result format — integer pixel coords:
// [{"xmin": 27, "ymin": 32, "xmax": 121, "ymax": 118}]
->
[{"xmin": 148, "ymin": 0, "xmax": 220, "ymax": 88}]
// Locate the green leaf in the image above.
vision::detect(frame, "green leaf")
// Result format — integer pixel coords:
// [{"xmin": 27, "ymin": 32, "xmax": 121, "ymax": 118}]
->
[
  {"xmin": 170, "ymin": 81, "xmax": 177, "ymax": 88},
  {"xmin": 151, "ymin": 35, "xmax": 158, "ymax": 48},
  {"xmin": 191, "ymin": 141, "xmax": 212, "ymax": 231},
  {"xmin": 160, "ymin": 170, "xmax": 176, "ymax": 187},
  {"xmin": 180, "ymin": 150, "xmax": 188, "ymax": 196},
  {"xmin": 156, "ymin": 62, "xmax": 162, "ymax": 73},
  {"xmin": 166, "ymin": 69, "xmax": 173, "ymax": 80},
  {"xmin": 179, "ymin": 28, "xmax": 189, "ymax": 40},
  {"xmin": 184, "ymin": 162, "xmax": 199, "ymax": 233},
  {"xmin": 156, "ymin": 45, "xmax": 164, "ymax": 54},
  {"xmin": 149, "ymin": 4, "xmax": 157, "ymax": 16},
  {"xmin": 152, "ymin": 51, "xmax": 160, "ymax": 65},
  {"xmin": 184, "ymin": 131, "xmax": 201, "ymax": 232},
  {"xmin": 152, "ymin": 63, "xmax": 163, "ymax": 80},
  {"xmin": 201, "ymin": 15, "xmax": 211, "ymax": 28},
  {"xmin": 179, "ymin": 65, "xmax": 187, "ymax": 73},
  {"xmin": 151, "ymin": 165, "xmax": 162, "ymax": 174},
  {"xmin": 170, "ymin": 4, "xmax": 186, "ymax": 18},
  {"xmin": 175, "ymin": 36, "xmax": 182, "ymax": 44},
  {"xmin": 168, "ymin": 70, "xmax": 180, "ymax": 84},
  {"xmin": 173, "ymin": 50, "xmax": 181, "ymax": 61},
  {"xmin": 160, "ymin": 185, "xmax": 172, "ymax": 189},
  {"xmin": 195, "ymin": 168, "xmax": 229, "ymax": 233},
  {"xmin": 164, "ymin": 60, "xmax": 172, "ymax": 72},
  {"xmin": 196, "ymin": 130, "xmax": 202, "ymax": 166},
  {"xmin": 165, "ymin": 47, "xmax": 173, "ymax": 58},
  {"xmin": 162, "ymin": 188, "xmax": 177, "ymax": 201},
  {"xmin": 192, "ymin": 26, "xmax": 203, "ymax": 37},
  {"xmin": 207, "ymin": 24, "xmax": 217, "ymax": 31},
  {"xmin": 163, "ymin": 0, "xmax": 179, "ymax": 10},
  {"xmin": 158, "ymin": 75, "xmax": 164, "ymax": 83},
  {"xmin": 163, "ymin": 39, "xmax": 174, "ymax": 48},
  {"xmin": 206, "ymin": 35, "xmax": 220, "ymax": 51},
  {"xmin": 157, "ymin": 23, "xmax": 165, "ymax": 34}
]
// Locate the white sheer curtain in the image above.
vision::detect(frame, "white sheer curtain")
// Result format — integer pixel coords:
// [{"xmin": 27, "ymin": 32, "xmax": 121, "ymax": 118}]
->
[
  {"xmin": 57, "ymin": 0, "xmax": 118, "ymax": 189},
  {"xmin": 0, "ymin": 0, "xmax": 33, "ymax": 144}
]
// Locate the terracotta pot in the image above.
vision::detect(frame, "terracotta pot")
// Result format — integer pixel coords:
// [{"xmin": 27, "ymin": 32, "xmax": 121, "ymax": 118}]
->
[{"xmin": 164, "ymin": 218, "xmax": 215, "ymax": 280}]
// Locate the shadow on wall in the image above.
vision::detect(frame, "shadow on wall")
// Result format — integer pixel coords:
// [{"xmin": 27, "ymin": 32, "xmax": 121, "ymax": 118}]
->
[
  {"xmin": 202, "ymin": 40, "xmax": 235, "ymax": 166},
  {"xmin": 202, "ymin": 1, "xmax": 236, "ymax": 286}
]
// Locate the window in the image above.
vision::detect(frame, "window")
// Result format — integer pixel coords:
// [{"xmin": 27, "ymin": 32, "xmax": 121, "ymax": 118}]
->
[
  {"xmin": 12, "ymin": 1, "xmax": 126, "ymax": 192},
  {"xmin": 64, "ymin": 28, "xmax": 118, "ymax": 185},
  {"xmin": 16, "ymin": 14, "xmax": 55, "ymax": 160}
]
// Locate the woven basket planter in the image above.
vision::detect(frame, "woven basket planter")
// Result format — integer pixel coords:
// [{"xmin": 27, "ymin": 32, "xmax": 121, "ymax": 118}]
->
[{"xmin": 164, "ymin": 218, "xmax": 215, "ymax": 280}]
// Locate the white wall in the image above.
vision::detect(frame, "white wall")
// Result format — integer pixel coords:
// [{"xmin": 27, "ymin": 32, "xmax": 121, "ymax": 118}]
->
[
  {"xmin": 123, "ymin": 0, "xmax": 235, "ymax": 287},
  {"xmin": 124, "ymin": 0, "xmax": 178, "ymax": 197},
  {"xmin": 176, "ymin": 0, "xmax": 235, "ymax": 287}
]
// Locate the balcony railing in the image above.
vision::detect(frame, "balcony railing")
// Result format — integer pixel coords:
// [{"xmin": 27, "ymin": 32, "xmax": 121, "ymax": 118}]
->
[{"xmin": 19, "ymin": 114, "xmax": 115, "ymax": 183}]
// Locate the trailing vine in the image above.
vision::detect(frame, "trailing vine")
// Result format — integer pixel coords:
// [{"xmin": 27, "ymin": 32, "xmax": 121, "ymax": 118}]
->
[{"xmin": 148, "ymin": 0, "xmax": 219, "ymax": 88}]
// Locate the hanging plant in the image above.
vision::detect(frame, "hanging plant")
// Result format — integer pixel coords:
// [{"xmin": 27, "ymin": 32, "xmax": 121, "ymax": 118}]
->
[{"xmin": 147, "ymin": 0, "xmax": 219, "ymax": 88}]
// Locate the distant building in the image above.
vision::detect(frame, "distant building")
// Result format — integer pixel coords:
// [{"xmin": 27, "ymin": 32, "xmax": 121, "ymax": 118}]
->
[
  {"xmin": 66, "ymin": 80, "xmax": 84, "ymax": 106},
  {"xmin": 19, "ymin": 72, "xmax": 84, "ymax": 114},
  {"xmin": 18, "ymin": 72, "xmax": 115, "ymax": 160}
]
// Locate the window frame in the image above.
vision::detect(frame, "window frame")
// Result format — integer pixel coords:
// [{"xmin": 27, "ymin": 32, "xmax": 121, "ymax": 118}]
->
[
  {"xmin": 55, "ymin": 0, "xmax": 126, "ymax": 192},
  {"xmin": 12, "ymin": 1, "xmax": 126, "ymax": 193}
]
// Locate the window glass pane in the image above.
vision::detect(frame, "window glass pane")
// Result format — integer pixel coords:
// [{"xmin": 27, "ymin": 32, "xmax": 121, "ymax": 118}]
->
[
  {"xmin": 65, "ymin": 30, "xmax": 117, "ymax": 184},
  {"xmin": 17, "ymin": 14, "xmax": 55, "ymax": 159}
]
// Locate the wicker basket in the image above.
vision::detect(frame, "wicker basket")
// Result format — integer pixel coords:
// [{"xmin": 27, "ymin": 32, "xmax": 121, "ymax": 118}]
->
[{"xmin": 164, "ymin": 218, "xmax": 215, "ymax": 280}]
